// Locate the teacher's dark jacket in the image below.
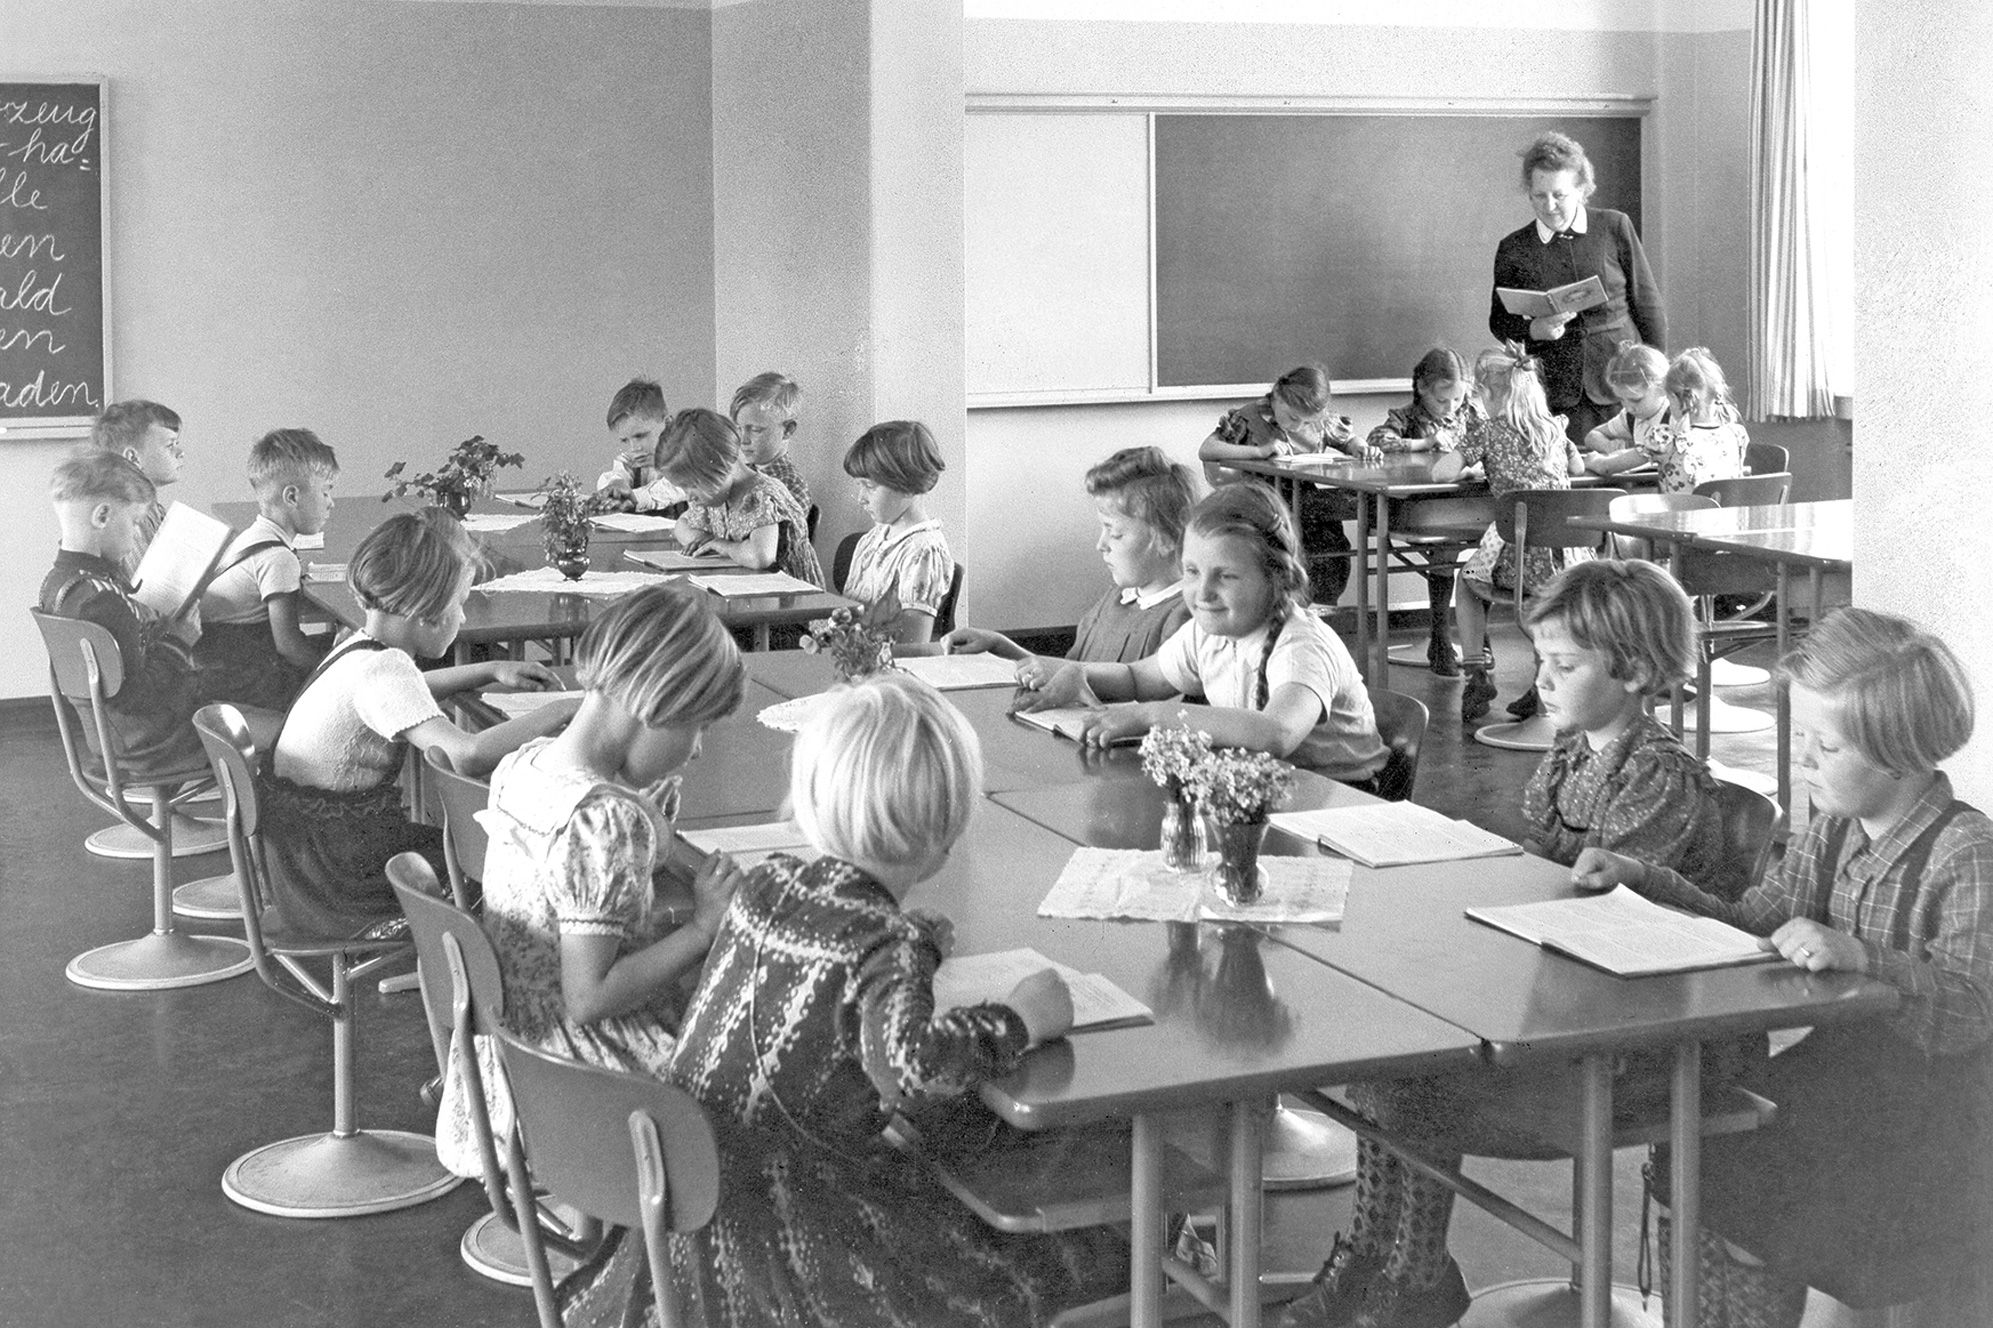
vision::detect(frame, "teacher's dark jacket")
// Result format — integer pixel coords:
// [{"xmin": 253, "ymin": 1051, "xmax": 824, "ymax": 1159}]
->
[{"xmin": 1488, "ymin": 207, "xmax": 1666, "ymax": 413}]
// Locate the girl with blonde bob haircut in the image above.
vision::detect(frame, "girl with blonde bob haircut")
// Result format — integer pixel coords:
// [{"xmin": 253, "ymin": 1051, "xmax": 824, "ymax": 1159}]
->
[
  {"xmin": 657, "ymin": 407, "xmax": 823, "ymax": 584},
  {"xmin": 1570, "ymin": 606, "xmax": 1993, "ymax": 1328}
]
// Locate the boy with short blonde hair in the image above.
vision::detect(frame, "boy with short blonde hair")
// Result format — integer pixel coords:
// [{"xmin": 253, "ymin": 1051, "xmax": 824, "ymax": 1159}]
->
[{"xmin": 730, "ymin": 371, "xmax": 810, "ymax": 512}]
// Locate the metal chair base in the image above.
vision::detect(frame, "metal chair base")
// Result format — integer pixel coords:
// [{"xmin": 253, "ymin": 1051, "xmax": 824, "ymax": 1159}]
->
[
  {"xmin": 1707, "ymin": 658, "xmax": 1770, "ymax": 688},
  {"xmin": 1666, "ymin": 695, "xmax": 1775, "ymax": 734},
  {"xmin": 65, "ymin": 930, "xmax": 254, "ymax": 991},
  {"xmin": 460, "ymin": 1210, "xmax": 580, "ymax": 1286},
  {"xmin": 172, "ymin": 871, "xmax": 244, "ymax": 920},
  {"xmin": 222, "ymin": 1129, "xmax": 462, "ymax": 1218},
  {"xmin": 1475, "ymin": 716, "xmax": 1558, "ymax": 752},
  {"xmin": 1262, "ymin": 1100, "xmax": 1358, "ymax": 1192},
  {"xmin": 1459, "ymin": 1278, "xmax": 1661, "ymax": 1327},
  {"xmin": 86, "ymin": 813, "xmax": 228, "ymax": 860}
]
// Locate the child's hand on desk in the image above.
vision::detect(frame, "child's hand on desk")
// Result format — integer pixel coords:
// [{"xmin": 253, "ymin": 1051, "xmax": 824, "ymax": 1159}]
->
[
  {"xmin": 944, "ymin": 627, "xmax": 1002, "ymax": 655},
  {"xmin": 1568, "ymin": 847, "xmax": 1645, "ymax": 893},
  {"xmin": 638, "ymin": 774, "xmax": 683, "ymax": 823},
  {"xmin": 678, "ymin": 530, "xmax": 715, "ymax": 556},
  {"xmin": 1766, "ymin": 920, "xmax": 1863, "ymax": 974},
  {"xmin": 1011, "ymin": 662, "xmax": 1098, "ymax": 713},
  {"xmin": 1006, "ymin": 968, "xmax": 1074, "ymax": 1047},
  {"xmin": 1013, "ymin": 653, "xmax": 1063, "ymax": 691},
  {"xmin": 1344, "ymin": 439, "xmax": 1385, "ymax": 465},
  {"xmin": 1075, "ymin": 703, "xmax": 1148, "ymax": 748},
  {"xmin": 689, "ymin": 851, "xmax": 746, "ymax": 940},
  {"xmin": 489, "ymin": 660, "xmax": 564, "ymax": 691}
]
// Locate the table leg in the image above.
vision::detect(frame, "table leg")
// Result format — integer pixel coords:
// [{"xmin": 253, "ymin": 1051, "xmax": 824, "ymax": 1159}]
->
[
  {"xmin": 1372, "ymin": 496, "xmax": 1393, "ymax": 684},
  {"xmin": 1132, "ymin": 1111, "xmax": 1164, "ymax": 1328},
  {"xmin": 1229, "ymin": 1097, "xmax": 1267, "ymax": 1328},
  {"xmin": 1577, "ymin": 1052, "xmax": 1612, "ymax": 1328},
  {"xmin": 1353, "ymin": 492, "xmax": 1373, "ymax": 686},
  {"xmin": 1670, "ymin": 1040, "xmax": 1703, "ymax": 1328},
  {"xmin": 1776, "ymin": 563, "xmax": 1792, "ymax": 814}
]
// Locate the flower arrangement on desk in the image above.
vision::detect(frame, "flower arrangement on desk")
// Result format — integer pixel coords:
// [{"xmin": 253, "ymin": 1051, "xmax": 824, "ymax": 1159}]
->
[
  {"xmin": 1141, "ymin": 724, "xmax": 1215, "ymax": 873},
  {"xmin": 536, "ymin": 471, "xmax": 603, "ymax": 580},
  {"xmin": 383, "ymin": 434, "xmax": 525, "ymax": 518},
  {"xmin": 1184, "ymin": 747, "xmax": 1296, "ymax": 906},
  {"xmin": 799, "ymin": 603, "xmax": 895, "ymax": 681}
]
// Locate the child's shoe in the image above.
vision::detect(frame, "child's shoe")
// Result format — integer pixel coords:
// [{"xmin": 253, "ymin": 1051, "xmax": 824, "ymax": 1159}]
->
[
  {"xmin": 1461, "ymin": 671, "xmax": 1497, "ymax": 723},
  {"xmin": 1349, "ymin": 1256, "xmax": 1471, "ymax": 1328},
  {"xmin": 1276, "ymin": 1233, "xmax": 1383, "ymax": 1328},
  {"xmin": 1426, "ymin": 628, "xmax": 1460, "ymax": 678},
  {"xmin": 1505, "ymin": 686, "xmax": 1541, "ymax": 720}
]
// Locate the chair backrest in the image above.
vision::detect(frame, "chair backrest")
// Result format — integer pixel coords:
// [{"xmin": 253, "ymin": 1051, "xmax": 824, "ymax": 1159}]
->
[
  {"xmin": 1367, "ymin": 689, "xmax": 1429, "ymax": 803},
  {"xmin": 422, "ymin": 746, "xmax": 491, "ymax": 911},
  {"xmin": 493, "ymin": 1024, "xmax": 721, "ymax": 1328},
  {"xmin": 192, "ymin": 702, "xmax": 289, "ymax": 977},
  {"xmin": 1494, "ymin": 488, "xmax": 1627, "ymax": 552},
  {"xmin": 1710, "ymin": 778, "xmax": 1780, "ymax": 901},
  {"xmin": 832, "ymin": 531, "xmax": 863, "ymax": 595},
  {"xmin": 31, "ymin": 608, "xmax": 127, "ymax": 702},
  {"xmin": 29, "ymin": 607, "xmax": 139, "ymax": 819},
  {"xmin": 1693, "ymin": 472, "xmax": 1790, "ymax": 507},
  {"xmin": 933, "ymin": 563, "xmax": 966, "ymax": 639},
  {"xmin": 1605, "ymin": 492, "xmax": 1718, "ymax": 560},
  {"xmin": 1742, "ymin": 441, "xmax": 1789, "ymax": 476}
]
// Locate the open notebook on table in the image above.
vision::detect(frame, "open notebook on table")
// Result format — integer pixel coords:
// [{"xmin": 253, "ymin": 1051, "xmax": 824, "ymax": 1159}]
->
[
  {"xmin": 625, "ymin": 548, "xmax": 730, "ymax": 573},
  {"xmin": 1009, "ymin": 706, "xmax": 1138, "ymax": 746},
  {"xmin": 1466, "ymin": 886, "xmax": 1777, "ymax": 978},
  {"xmin": 677, "ymin": 820, "xmax": 820, "ymax": 872},
  {"xmin": 1269, "ymin": 803, "xmax": 1521, "ymax": 869},
  {"xmin": 686, "ymin": 571, "xmax": 822, "ymax": 597},
  {"xmin": 892, "ymin": 653, "xmax": 1020, "ymax": 691},
  {"xmin": 933, "ymin": 947, "xmax": 1151, "ymax": 1033}
]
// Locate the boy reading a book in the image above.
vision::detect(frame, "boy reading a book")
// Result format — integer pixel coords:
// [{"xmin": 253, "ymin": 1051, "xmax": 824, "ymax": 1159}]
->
[
  {"xmin": 195, "ymin": 428, "xmax": 338, "ymax": 711},
  {"xmin": 40, "ymin": 450, "xmax": 212, "ymax": 776}
]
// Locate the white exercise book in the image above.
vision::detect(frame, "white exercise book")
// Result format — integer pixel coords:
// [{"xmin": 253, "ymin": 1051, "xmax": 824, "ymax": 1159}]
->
[
  {"xmin": 1269, "ymin": 803, "xmax": 1522, "ymax": 869},
  {"xmin": 677, "ymin": 821, "xmax": 819, "ymax": 871},
  {"xmin": 686, "ymin": 571, "xmax": 821, "ymax": 597},
  {"xmin": 479, "ymin": 689, "xmax": 583, "ymax": 718},
  {"xmin": 892, "ymin": 653, "xmax": 1020, "ymax": 691},
  {"xmin": 589, "ymin": 512, "xmax": 678, "ymax": 534},
  {"xmin": 932, "ymin": 947, "xmax": 1152, "ymax": 1032},
  {"xmin": 625, "ymin": 548, "xmax": 728, "ymax": 572},
  {"xmin": 1466, "ymin": 887, "xmax": 1777, "ymax": 978}
]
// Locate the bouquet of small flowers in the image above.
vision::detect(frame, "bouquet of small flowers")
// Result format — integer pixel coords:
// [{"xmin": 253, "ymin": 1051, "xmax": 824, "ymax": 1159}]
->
[
  {"xmin": 384, "ymin": 434, "xmax": 525, "ymax": 516},
  {"xmin": 1140, "ymin": 724, "xmax": 1214, "ymax": 798},
  {"xmin": 799, "ymin": 604, "xmax": 895, "ymax": 680},
  {"xmin": 536, "ymin": 471, "xmax": 603, "ymax": 562},
  {"xmin": 1184, "ymin": 747, "xmax": 1296, "ymax": 826}
]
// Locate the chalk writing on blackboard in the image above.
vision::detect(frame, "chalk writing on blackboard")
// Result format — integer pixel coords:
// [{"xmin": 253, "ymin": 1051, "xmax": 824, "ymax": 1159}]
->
[{"xmin": 1, "ymin": 81, "xmax": 109, "ymax": 430}]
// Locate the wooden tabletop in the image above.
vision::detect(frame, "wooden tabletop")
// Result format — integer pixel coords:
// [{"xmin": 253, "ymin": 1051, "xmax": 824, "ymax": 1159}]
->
[
  {"xmin": 1229, "ymin": 453, "xmax": 1654, "ymax": 498},
  {"xmin": 1571, "ymin": 499, "xmax": 1853, "ymax": 570}
]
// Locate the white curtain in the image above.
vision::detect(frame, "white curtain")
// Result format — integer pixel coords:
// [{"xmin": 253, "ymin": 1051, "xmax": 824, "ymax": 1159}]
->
[{"xmin": 1750, "ymin": 0, "xmax": 1853, "ymax": 419}]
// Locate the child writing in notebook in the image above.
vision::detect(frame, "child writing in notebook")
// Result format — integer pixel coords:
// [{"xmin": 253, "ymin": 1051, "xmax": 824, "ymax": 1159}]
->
[
  {"xmin": 1579, "ymin": 342, "xmax": 1672, "ymax": 474},
  {"xmin": 1198, "ymin": 363, "xmax": 1375, "ymax": 606},
  {"xmin": 1570, "ymin": 609, "xmax": 1992, "ymax": 1328},
  {"xmin": 841, "ymin": 420, "xmax": 956, "ymax": 644},
  {"xmin": 944, "ymin": 445, "xmax": 1197, "ymax": 669},
  {"xmin": 260, "ymin": 510, "xmax": 577, "ymax": 939},
  {"xmin": 437, "ymin": 582, "xmax": 748, "ymax": 1178},
  {"xmin": 731, "ymin": 371, "xmax": 810, "ymax": 512},
  {"xmin": 195, "ymin": 428, "xmax": 337, "ymax": 711},
  {"xmin": 593, "ymin": 377, "xmax": 689, "ymax": 515},
  {"xmin": 1647, "ymin": 346, "xmax": 1749, "ymax": 493},
  {"xmin": 654, "ymin": 672, "xmax": 1125, "ymax": 1328},
  {"xmin": 1277, "ymin": 564, "xmax": 1730, "ymax": 1328},
  {"xmin": 1368, "ymin": 348, "xmax": 1483, "ymax": 676},
  {"xmin": 658, "ymin": 407, "xmax": 824, "ymax": 586},
  {"xmin": 1019, "ymin": 482, "xmax": 1387, "ymax": 787},
  {"xmin": 1451, "ymin": 343, "xmax": 1589, "ymax": 724}
]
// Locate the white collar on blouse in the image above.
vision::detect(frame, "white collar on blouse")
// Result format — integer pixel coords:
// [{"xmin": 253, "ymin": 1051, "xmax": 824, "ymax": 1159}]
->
[
  {"xmin": 1120, "ymin": 581, "xmax": 1183, "ymax": 610},
  {"xmin": 1536, "ymin": 204, "xmax": 1590, "ymax": 245}
]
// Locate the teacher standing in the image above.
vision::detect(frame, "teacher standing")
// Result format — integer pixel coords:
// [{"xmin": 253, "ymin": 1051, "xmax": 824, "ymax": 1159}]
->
[{"xmin": 1489, "ymin": 131, "xmax": 1666, "ymax": 444}]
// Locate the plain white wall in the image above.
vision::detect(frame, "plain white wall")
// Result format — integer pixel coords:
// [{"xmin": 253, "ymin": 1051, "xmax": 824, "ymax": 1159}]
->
[{"xmin": 2, "ymin": 0, "xmax": 716, "ymax": 700}]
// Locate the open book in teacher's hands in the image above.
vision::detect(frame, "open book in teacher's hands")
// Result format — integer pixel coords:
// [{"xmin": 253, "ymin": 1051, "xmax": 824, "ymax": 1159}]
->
[
  {"xmin": 1269, "ymin": 803, "xmax": 1521, "ymax": 869},
  {"xmin": 132, "ymin": 502, "xmax": 234, "ymax": 622},
  {"xmin": 1465, "ymin": 886, "xmax": 1777, "ymax": 978},
  {"xmin": 1497, "ymin": 274, "xmax": 1609, "ymax": 320}
]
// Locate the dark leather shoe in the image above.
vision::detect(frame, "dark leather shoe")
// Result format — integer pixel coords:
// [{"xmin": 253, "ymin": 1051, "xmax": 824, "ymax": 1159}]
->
[
  {"xmin": 1276, "ymin": 1233, "xmax": 1383, "ymax": 1328},
  {"xmin": 1461, "ymin": 672, "xmax": 1497, "ymax": 723},
  {"xmin": 1505, "ymin": 686, "xmax": 1541, "ymax": 720},
  {"xmin": 1350, "ymin": 1257, "xmax": 1472, "ymax": 1328},
  {"xmin": 1426, "ymin": 633, "xmax": 1461, "ymax": 678}
]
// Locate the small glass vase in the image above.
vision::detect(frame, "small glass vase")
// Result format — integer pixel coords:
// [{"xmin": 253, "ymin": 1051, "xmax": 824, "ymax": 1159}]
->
[
  {"xmin": 1208, "ymin": 817, "xmax": 1270, "ymax": 907},
  {"xmin": 1159, "ymin": 795, "xmax": 1207, "ymax": 874},
  {"xmin": 437, "ymin": 490, "xmax": 474, "ymax": 520},
  {"xmin": 551, "ymin": 543, "xmax": 589, "ymax": 581}
]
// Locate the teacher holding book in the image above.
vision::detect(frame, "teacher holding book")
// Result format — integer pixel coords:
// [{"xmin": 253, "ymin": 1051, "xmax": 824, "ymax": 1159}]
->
[{"xmin": 1489, "ymin": 131, "xmax": 1666, "ymax": 443}]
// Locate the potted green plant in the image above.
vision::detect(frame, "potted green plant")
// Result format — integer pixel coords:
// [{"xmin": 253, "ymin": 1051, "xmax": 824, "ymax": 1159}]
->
[
  {"xmin": 536, "ymin": 471, "xmax": 601, "ymax": 580},
  {"xmin": 383, "ymin": 434, "xmax": 525, "ymax": 518},
  {"xmin": 1184, "ymin": 747, "xmax": 1296, "ymax": 906}
]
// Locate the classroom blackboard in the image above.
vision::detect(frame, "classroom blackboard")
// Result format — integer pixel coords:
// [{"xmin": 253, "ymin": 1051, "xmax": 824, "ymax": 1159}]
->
[
  {"xmin": 1154, "ymin": 113, "xmax": 1642, "ymax": 388},
  {"xmin": 0, "ymin": 79, "xmax": 109, "ymax": 434}
]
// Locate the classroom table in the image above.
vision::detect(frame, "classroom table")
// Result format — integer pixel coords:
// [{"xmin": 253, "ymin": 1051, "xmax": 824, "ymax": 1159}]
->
[
  {"xmin": 1571, "ymin": 500, "xmax": 1853, "ymax": 811},
  {"xmin": 1229, "ymin": 456, "xmax": 1652, "ymax": 686}
]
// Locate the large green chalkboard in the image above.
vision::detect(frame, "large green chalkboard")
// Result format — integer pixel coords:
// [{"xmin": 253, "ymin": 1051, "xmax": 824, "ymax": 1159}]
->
[
  {"xmin": 1154, "ymin": 113, "xmax": 1643, "ymax": 387},
  {"xmin": 1, "ymin": 79, "xmax": 109, "ymax": 432}
]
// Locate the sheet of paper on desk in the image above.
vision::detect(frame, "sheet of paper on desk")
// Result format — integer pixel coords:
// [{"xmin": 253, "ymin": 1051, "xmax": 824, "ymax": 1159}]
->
[
  {"xmin": 1270, "ymin": 803, "xmax": 1521, "ymax": 868},
  {"xmin": 589, "ymin": 512, "xmax": 678, "ymax": 534},
  {"xmin": 626, "ymin": 548, "xmax": 726, "ymax": 572},
  {"xmin": 480, "ymin": 689, "xmax": 583, "ymax": 718},
  {"xmin": 687, "ymin": 571, "xmax": 821, "ymax": 597},
  {"xmin": 933, "ymin": 947, "xmax": 1152, "ymax": 1032},
  {"xmin": 1038, "ymin": 848, "xmax": 1348, "ymax": 924},
  {"xmin": 303, "ymin": 562, "xmax": 348, "ymax": 584},
  {"xmin": 892, "ymin": 653, "xmax": 1020, "ymax": 690},
  {"xmin": 461, "ymin": 512, "xmax": 538, "ymax": 533},
  {"xmin": 292, "ymin": 531, "xmax": 326, "ymax": 550},
  {"xmin": 1271, "ymin": 452, "xmax": 1352, "ymax": 468},
  {"xmin": 757, "ymin": 693, "xmax": 832, "ymax": 734},
  {"xmin": 678, "ymin": 821, "xmax": 819, "ymax": 872},
  {"xmin": 1197, "ymin": 856, "xmax": 1351, "ymax": 924},
  {"xmin": 495, "ymin": 490, "xmax": 549, "ymax": 509},
  {"xmin": 477, "ymin": 567, "xmax": 676, "ymax": 596},
  {"xmin": 1466, "ymin": 886, "xmax": 1775, "ymax": 977}
]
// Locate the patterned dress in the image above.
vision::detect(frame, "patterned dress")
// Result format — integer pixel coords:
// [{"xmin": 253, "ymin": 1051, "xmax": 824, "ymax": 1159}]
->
[
  {"xmin": 1366, "ymin": 398, "xmax": 1483, "ymax": 454},
  {"xmin": 434, "ymin": 738, "xmax": 685, "ymax": 1178},
  {"xmin": 846, "ymin": 519, "xmax": 956, "ymax": 622},
  {"xmin": 680, "ymin": 471, "xmax": 825, "ymax": 587},
  {"xmin": 753, "ymin": 453, "xmax": 812, "ymax": 514},
  {"xmin": 1457, "ymin": 417, "xmax": 1588, "ymax": 596},
  {"xmin": 638, "ymin": 853, "xmax": 1125, "ymax": 1328},
  {"xmin": 1640, "ymin": 410, "xmax": 1749, "ymax": 495}
]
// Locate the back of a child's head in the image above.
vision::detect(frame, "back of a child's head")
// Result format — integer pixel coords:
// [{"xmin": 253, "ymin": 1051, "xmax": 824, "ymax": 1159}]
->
[
  {"xmin": 843, "ymin": 420, "xmax": 945, "ymax": 497},
  {"xmin": 1085, "ymin": 447, "xmax": 1199, "ymax": 561},
  {"xmin": 51, "ymin": 448, "xmax": 154, "ymax": 507},
  {"xmin": 606, "ymin": 378, "xmax": 667, "ymax": 429},
  {"xmin": 1410, "ymin": 347, "xmax": 1469, "ymax": 396},
  {"xmin": 576, "ymin": 581, "xmax": 744, "ymax": 728},
  {"xmin": 1477, "ymin": 343, "xmax": 1559, "ymax": 439},
  {"xmin": 349, "ymin": 509, "xmax": 477, "ymax": 621},
  {"xmin": 1184, "ymin": 483, "xmax": 1309, "ymax": 618},
  {"xmin": 1604, "ymin": 343, "xmax": 1669, "ymax": 394},
  {"xmin": 1524, "ymin": 560, "xmax": 1696, "ymax": 692},
  {"xmin": 729, "ymin": 372, "xmax": 802, "ymax": 422},
  {"xmin": 1663, "ymin": 348, "xmax": 1734, "ymax": 408},
  {"xmin": 790, "ymin": 672, "xmax": 982, "ymax": 870},
  {"xmin": 1778, "ymin": 608, "xmax": 1974, "ymax": 776},
  {"xmin": 654, "ymin": 408, "xmax": 742, "ymax": 496},
  {"xmin": 90, "ymin": 400, "xmax": 181, "ymax": 456},
  {"xmin": 248, "ymin": 428, "xmax": 339, "ymax": 498},
  {"xmin": 1270, "ymin": 364, "xmax": 1333, "ymax": 418}
]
